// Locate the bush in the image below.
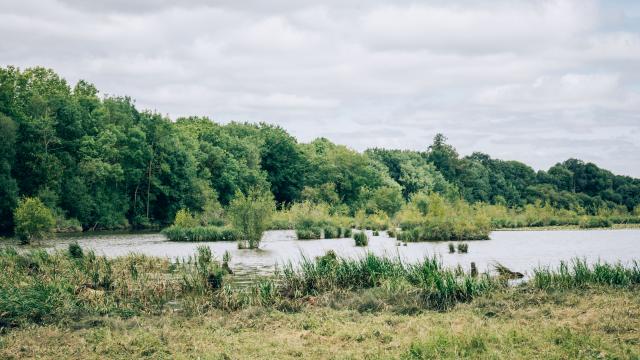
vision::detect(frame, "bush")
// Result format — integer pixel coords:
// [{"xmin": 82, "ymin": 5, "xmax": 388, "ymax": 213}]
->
[
  {"xmin": 68, "ymin": 242, "xmax": 83, "ymax": 259},
  {"xmin": 579, "ymin": 216, "xmax": 612, "ymax": 229},
  {"xmin": 228, "ymin": 188, "xmax": 275, "ymax": 249},
  {"xmin": 354, "ymin": 232, "xmax": 368, "ymax": 246},
  {"xmin": 173, "ymin": 208, "xmax": 200, "ymax": 228},
  {"xmin": 342, "ymin": 228, "xmax": 352, "ymax": 237},
  {"xmin": 14, "ymin": 197, "xmax": 56, "ymax": 244}
]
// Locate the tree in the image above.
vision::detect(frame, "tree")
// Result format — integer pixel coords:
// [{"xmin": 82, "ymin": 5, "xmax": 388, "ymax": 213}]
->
[
  {"xmin": 0, "ymin": 114, "xmax": 18, "ymax": 234},
  {"xmin": 14, "ymin": 197, "xmax": 55, "ymax": 244},
  {"xmin": 228, "ymin": 188, "xmax": 275, "ymax": 249}
]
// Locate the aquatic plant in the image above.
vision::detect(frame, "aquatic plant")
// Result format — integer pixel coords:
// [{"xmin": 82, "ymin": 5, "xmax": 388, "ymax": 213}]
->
[
  {"xmin": 448, "ymin": 243, "xmax": 455, "ymax": 253},
  {"xmin": 533, "ymin": 259, "xmax": 640, "ymax": 289},
  {"xmin": 457, "ymin": 243, "xmax": 469, "ymax": 253},
  {"xmin": 353, "ymin": 232, "xmax": 369, "ymax": 246},
  {"xmin": 296, "ymin": 227, "xmax": 322, "ymax": 240},
  {"xmin": 162, "ymin": 226, "xmax": 240, "ymax": 242}
]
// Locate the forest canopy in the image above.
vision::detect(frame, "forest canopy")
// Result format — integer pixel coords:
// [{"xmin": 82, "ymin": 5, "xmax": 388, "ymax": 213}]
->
[{"xmin": 1, "ymin": 66, "xmax": 639, "ymax": 234}]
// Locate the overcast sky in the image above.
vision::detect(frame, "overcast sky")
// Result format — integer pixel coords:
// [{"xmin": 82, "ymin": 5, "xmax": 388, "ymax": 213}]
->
[{"xmin": 1, "ymin": 0, "xmax": 639, "ymax": 176}]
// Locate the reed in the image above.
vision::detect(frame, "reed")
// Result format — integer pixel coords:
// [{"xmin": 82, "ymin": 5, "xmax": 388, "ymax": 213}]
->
[
  {"xmin": 448, "ymin": 243, "xmax": 455, "ymax": 253},
  {"xmin": 457, "ymin": 243, "xmax": 469, "ymax": 253},
  {"xmin": 533, "ymin": 259, "xmax": 640, "ymax": 289},
  {"xmin": 162, "ymin": 226, "xmax": 239, "ymax": 242},
  {"xmin": 353, "ymin": 232, "xmax": 369, "ymax": 246},
  {"xmin": 296, "ymin": 227, "xmax": 322, "ymax": 240}
]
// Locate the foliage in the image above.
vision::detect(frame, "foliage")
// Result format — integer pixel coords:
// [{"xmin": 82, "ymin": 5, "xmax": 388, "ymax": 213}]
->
[
  {"xmin": 0, "ymin": 66, "xmax": 639, "ymax": 236},
  {"xmin": 227, "ymin": 187, "xmax": 275, "ymax": 249},
  {"xmin": 14, "ymin": 197, "xmax": 56, "ymax": 244},
  {"xmin": 173, "ymin": 208, "xmax": 200, "ymax": 228}
]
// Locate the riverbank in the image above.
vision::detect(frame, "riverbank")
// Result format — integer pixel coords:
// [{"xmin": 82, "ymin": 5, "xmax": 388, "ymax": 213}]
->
[{"xmin": 1, "ymin": 286, "xmax": 638, "ymax": 359}]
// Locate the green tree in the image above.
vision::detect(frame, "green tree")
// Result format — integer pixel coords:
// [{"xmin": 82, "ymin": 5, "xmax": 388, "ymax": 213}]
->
[
  {"xmin": 228, "ymin": 188, "xmax": 275, "ymax": 249},
  {"xmin": 14, "ymin": 197, "xmax": 55, "ymax": 244}
]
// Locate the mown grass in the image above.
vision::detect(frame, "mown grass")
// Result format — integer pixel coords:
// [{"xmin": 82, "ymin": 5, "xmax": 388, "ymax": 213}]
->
[{"xmin": 162, "ymin": 225, "xmax": 239, "ymax": 241}]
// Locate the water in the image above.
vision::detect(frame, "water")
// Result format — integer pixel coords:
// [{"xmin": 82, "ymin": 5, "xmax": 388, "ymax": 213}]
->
[{"xmin": 6, "ymin": 229, "xmax": 640, "ymax": 282}]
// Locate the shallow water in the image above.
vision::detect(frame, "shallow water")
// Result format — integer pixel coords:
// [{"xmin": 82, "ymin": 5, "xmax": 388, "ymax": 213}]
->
[{"xmin": 9, "ymin": 228, "xmax": 640, "ymax": 284}]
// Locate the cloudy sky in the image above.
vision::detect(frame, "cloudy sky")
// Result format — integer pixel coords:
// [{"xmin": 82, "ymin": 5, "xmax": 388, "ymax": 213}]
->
[{"xmin": 1, "ymin": 0, "xmax": 639, "ymax": 176}]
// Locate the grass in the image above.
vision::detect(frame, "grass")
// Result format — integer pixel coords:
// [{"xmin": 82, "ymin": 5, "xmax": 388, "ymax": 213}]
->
[
  {"xmin": 1, "ymin": 285, "xmax": 638, "ymax": 359},
  {"xmin": 353, "ymin": 232, "xmax": 368, "ymax": 246},
  {"xmin": 296, "ymin": 227, "xmax": 322, "ymax": 240},
  {"xmin": 1, "ymin": 246, "xmax": 639, "ymax": 358},
  {"xmin": 457, "ymin": 243, "xmax": 469, "ymax": 253},
  {"xmin": 162, "ymin": 225, "xmax": 239, "ymax": 241},
  {"xmin": 533, "ymin": 258, "xmax": 640, "ymax": 289}
]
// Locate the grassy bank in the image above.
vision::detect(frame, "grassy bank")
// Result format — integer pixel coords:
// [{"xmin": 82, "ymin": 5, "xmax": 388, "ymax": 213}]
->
[
  {"xmin": 1, "ymin": 247, "xmax": 639, "ymax": 358},
  {"xmin": 1, "ymin": 285, "xmax": 638, "ymax": 359}
]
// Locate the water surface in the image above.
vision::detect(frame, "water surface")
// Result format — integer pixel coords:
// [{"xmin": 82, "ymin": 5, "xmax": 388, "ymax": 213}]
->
[{"xmin": 11, "ymin": 229, "xmax": 639, "ymax": 282}]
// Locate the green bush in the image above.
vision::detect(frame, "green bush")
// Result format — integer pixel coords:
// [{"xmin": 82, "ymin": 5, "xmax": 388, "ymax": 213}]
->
[
  {"xmin": 14, "ymin": 197, "xmax": 56, "ymax": 244},
  {"xmin": 579, "ymin": 216, "xmax": 613, "ymax": 229},
  {"xmin": 228, "ymin": 188, "xmax": 275, "ymax": 249},
  {"xmin": 173, "ymin": 208, "xmax": 200, "ymax": 228},
  {"xmin": 354, "ymin": 232, "xmax": 368, "ymax": 246}
]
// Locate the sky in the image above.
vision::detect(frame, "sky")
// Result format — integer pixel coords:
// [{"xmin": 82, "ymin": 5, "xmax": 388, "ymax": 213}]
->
[{"xmin": 1, "ymin": 0, "xmax": 639, "ymax": 176}]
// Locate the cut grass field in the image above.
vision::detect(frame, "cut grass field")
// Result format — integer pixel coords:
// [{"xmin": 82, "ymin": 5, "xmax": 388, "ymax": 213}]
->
[{"xmin": 1, "ymin": 286, "xmax": 638, "ymax": 359}]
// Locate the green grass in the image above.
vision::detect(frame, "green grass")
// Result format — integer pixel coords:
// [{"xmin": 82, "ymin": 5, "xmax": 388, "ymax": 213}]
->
[
  {"xmin": 161, "ymin": 225, "xmax": 239, "ymax": 241},
  {"xmin": 353, "ymin": 232, "xmax": 368, "ymax": 246},
  {"xmin": 296, "ymin": 227, "xmax": 322, "ymax": 240},
  {"xmin": 533, "ymin": 259, "xmax": 640, "ymax": 289},
  {"xmin": 579, "ymin": 216, "xmax": 613, "ymax": 229},
  {"xmin": 457, "ymin": 243, "xmax": 469, "ymax": 253}
]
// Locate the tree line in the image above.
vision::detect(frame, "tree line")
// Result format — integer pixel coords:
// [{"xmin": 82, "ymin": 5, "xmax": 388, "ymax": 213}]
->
[{"xmin": 1, "ymin": 66, "xmax": 639, "ymax": 235}]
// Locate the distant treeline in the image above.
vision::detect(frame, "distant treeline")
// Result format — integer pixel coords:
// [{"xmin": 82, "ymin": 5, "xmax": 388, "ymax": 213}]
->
[{"xmin": 1, "ymin": 66, "xmax": 639, "ymax": 234}]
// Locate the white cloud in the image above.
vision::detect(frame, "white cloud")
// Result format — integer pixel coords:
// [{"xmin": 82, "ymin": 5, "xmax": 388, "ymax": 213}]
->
[{"xmin": 1, "ymin": 0, "xmax": 639, "ymax": 176}]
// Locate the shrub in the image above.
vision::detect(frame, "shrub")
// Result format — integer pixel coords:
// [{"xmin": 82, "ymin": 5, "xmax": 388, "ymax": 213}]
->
[
  {"xmin": 354, "ymin": 232, "xmax": 368, "ymax": 246},
  {"xmin": 579, "ymin": 216, "xmax": 612, "ymax": 229},
  {"xmin": 14, "ymin": 197, "xmax": 56, "ymax": 244},
  {"xmin": 68, "ymin": 242, "xmax": 83, "ymax": 259},
  {"xmin": 173, "ymin": 208, "xmax": 199, "ymax": 228},
  {"xmin": 228, "ymin": 188, "xmax": 275, "ymax": 249}
]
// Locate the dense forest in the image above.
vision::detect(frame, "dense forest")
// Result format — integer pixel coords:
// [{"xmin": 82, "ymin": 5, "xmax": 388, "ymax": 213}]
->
[{"xmin": 1, "ymin": 66, "xmax": 639, "ymax": 235}]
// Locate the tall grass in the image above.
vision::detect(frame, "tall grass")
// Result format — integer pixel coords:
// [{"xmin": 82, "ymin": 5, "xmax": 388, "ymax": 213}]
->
[
  {"xmin": 533, "ymin": 259, "xmax": 640, "ymax": 289},
  {"xmin": 162, "ymin": 226, "xmax": 239, "ymax": 241},
  {"xmin": 353, "ymin": 232, "xmax": 368, "ymax": 246},
  {"xmin": 278, "ymin": 252, "xmax": 498, "ymax": 310}
]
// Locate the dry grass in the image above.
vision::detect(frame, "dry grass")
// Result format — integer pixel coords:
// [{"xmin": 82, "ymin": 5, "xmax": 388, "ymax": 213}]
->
[{"xmin": 1, "ymin": 287, "xmax": 638, "ymax": 359}]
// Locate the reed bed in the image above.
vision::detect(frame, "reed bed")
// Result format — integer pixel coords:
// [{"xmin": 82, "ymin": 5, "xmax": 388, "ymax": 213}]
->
[
  {"xmin": 162, "ymin": 226, "xmax": 239, "ymax": 242},
  {"xmin": 533, "ymin": 259, "xmax": 640, "ymax": 289},
  {"xmin": 353, "ymin": 232, "xmax": 368, "ymax": 246}
]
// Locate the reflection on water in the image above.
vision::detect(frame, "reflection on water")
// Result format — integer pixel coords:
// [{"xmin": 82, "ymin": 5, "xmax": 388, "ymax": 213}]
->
[{"xmin": 7, "ymin": 229, "xmax": 640, "ymax": 284}]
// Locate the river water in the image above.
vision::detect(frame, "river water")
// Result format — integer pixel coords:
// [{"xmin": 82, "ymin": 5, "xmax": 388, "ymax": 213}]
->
[{"xmin": 11, "ymin": 228, "xmax": 639, "ymax": 282}]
